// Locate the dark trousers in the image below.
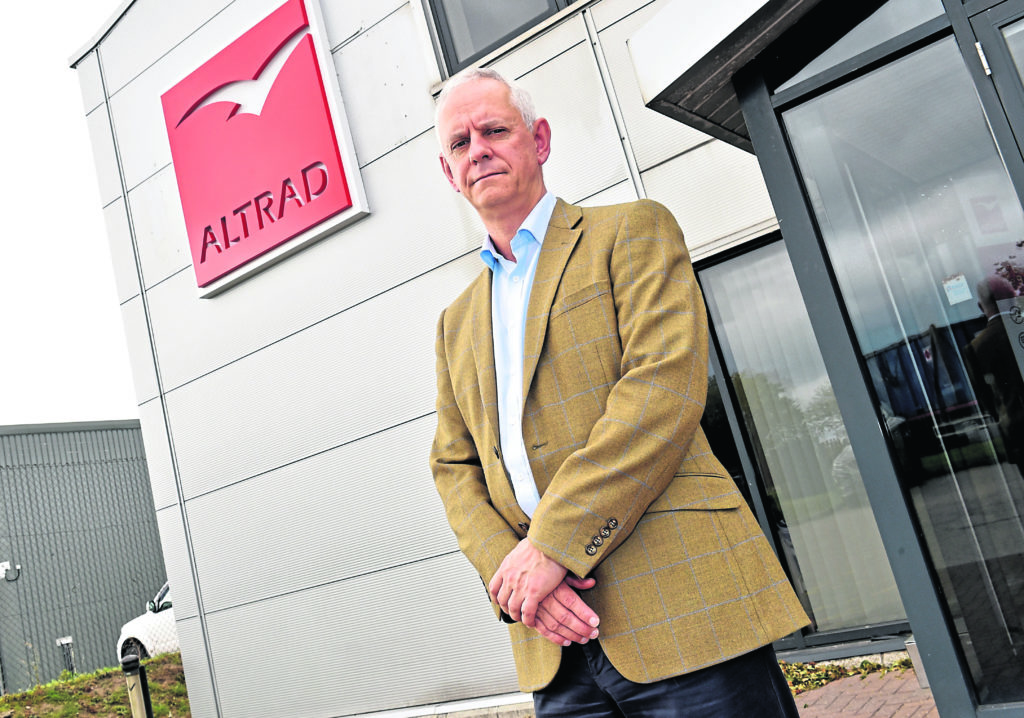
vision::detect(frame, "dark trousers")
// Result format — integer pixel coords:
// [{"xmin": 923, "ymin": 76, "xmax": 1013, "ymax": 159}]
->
[{"xmin": 533, "ymin": 641, "xmax": 799, "ymax": 718}]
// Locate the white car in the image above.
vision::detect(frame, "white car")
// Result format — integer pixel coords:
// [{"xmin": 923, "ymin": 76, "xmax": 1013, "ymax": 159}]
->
[{"xmin": 117, "ymin": 581, "xmax": 179, "ymax": 661}]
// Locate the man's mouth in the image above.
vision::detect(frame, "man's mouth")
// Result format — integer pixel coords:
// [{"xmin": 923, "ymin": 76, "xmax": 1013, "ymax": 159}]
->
[{"xmin": 472, "ymin": 171, "xmax": 504, "ymax": 185}]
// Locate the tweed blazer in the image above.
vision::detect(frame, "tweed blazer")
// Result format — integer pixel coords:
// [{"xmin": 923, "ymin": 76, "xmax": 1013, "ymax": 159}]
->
[{"xmin": 430, "ymin": 198, "xmax": 808, "ymax": 692}]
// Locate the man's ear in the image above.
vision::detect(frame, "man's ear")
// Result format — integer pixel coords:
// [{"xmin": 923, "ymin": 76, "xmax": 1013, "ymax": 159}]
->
[
  {"xmin": 439, "ymin": 153, "xmax": 460, "ymax": 192},
  {"xmin": 533, "ymin": 117, "xmax": 552, "ymax": 165}
]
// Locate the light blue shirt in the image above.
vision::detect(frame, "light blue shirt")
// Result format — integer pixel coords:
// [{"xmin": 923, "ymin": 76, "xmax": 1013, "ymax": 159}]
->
[{"xmin": 480, "ymin": 191, "xmax": 556, "ymax": 518}]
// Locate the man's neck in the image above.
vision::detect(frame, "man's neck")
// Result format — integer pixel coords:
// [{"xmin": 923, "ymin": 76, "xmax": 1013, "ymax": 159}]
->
[{"xmin": 482, "ymin": 189, "xmax": 547, "ymax": 260}]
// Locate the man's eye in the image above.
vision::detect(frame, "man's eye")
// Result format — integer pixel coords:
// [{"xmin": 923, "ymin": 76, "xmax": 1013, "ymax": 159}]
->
[
  {"xmin": 488, "ymin": 128, "xmax": 507, "ymax": 136},
  {"xmin": 450, "ymin": 139, "xmax": 468, "ymax": 152}
]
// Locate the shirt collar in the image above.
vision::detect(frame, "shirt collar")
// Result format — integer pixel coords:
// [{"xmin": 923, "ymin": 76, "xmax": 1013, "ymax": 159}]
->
[{"xmin": 480, "ymin": 192, "xmax": 556, "ymax": 271}]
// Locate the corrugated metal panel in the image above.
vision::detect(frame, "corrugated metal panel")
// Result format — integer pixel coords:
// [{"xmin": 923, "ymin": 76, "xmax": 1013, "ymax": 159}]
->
[
  {"xmin": 126, "ymin": 166, "xmax": 190, "ymax": 290},
  {"xmin": 598, "ymin": 1, "xmax": 712, "ymax": 172},
  {"xmin": 165, "ymin": 255, "xmax": 477, "ymax": 500},
  {"xmin": 0, "ymin": 423, "xmax": 164, "ymax": 693},
  {"xmin": 143, "ymin": 130, "xmax": 482, "ymax": 391},
  {"xmin": 207, "ymin": 554, "xmax": 517, "ymax": 718},
  {"xmin": 186, "ymin": 415, "xmax": 454, "ymax": 613},
  {"xmin": 333, "ymin": 4, "xmax": 438, "ymax": 167},
  {"xmin": 640, "ymin": 139, "xmax": 776, "ymax": 251},
  {"xmin": 175, "ymin": 617, "xmax": 218, "ymax": 718},
  {"xmin": 102, "ymin": 198, "xmax": 142, "ymax": 303},
  {"xmin": 76, "ymin": 51, "xmax": 105, "ymax": 116}
]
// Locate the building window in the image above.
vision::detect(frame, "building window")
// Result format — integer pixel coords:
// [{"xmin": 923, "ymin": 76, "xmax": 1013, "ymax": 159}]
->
[{"xmin": 430, "ymin": 0, "xmax": 577, "ymax": 72}]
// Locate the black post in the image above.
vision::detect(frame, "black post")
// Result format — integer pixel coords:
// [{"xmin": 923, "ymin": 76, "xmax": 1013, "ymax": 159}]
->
[{"xmin": 120, "ymin": 653, "xmax": 154, "ymax": 718}]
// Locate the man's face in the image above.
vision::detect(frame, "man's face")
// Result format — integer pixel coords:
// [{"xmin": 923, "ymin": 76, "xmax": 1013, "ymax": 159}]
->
[{"xmin": 437, "ymin": 78, "xmax": 550, "ymax": 219}]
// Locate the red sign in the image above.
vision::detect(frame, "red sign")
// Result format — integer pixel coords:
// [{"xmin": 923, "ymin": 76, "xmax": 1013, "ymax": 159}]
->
[{"xmin": 162, "ymin": 0, "xmax": 354, "ymax": 288}]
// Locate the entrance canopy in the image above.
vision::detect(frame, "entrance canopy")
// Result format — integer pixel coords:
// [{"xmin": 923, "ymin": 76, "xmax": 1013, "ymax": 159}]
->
[{"xmin": 628, "ymin": 0, "xmax": 823, "ymax": 151}]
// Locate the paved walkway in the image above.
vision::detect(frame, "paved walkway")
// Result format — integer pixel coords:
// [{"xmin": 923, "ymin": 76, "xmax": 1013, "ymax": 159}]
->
[{"xmin": 796, "ymin": 669, "xmax": 939, "ymax": 717}]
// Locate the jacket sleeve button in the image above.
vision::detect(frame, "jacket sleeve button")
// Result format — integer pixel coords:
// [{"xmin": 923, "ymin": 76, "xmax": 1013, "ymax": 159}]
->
[
  {"xmin": 592, "ymin": 536, "xmax": 603, "ymax": 546},
  {"xmin": 585, "ymin": 545, "xmax": 597, "ymax": 556},
  {"xmin": 608, "ymin": 518, "xmax": 619, "ymax": 529},
  {"xmin": 600, "ymin": 527, "xmax": 611, "ymax": 538}
]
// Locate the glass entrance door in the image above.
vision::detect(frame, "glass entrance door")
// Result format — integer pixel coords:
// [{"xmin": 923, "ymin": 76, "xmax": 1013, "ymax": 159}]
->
[
  {"xmin": 700, "ymin": 242, "xmax": 906, "ymax": 635},
  {"xmin": 783, "ymin": 33, "xmax": 1024, "ymax": 704}
]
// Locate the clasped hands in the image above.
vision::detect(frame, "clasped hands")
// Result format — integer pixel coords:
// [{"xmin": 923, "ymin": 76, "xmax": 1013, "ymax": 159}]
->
[{"xmin": 488, "ymin": 538, "xmax": 600, "ymax": 647}]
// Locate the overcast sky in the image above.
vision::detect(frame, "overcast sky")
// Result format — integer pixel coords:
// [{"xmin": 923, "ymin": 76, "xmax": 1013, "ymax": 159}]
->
[{"xmin": 0, "ymin": 1, "xmax": 139, "ymax": 426}]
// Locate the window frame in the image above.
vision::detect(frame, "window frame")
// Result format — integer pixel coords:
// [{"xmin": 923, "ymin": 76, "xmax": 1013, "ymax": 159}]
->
[{"xmin": 428, "ymin": 0, "xmax": 577, "ymax": 73}]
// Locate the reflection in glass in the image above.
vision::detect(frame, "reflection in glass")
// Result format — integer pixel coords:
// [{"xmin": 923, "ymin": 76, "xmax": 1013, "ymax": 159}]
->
[
  {"xmin": 1002, "ymin": 16, "xmax": 1024, "ymax": 81},
  {"xmin": 776, "ymin": 0, "xmax": 943, "ymax": 92},
  {"xmin": 438, "ymin": 0, "xmax": 555, "ymax": 66},
  {"xmin": 701, "ymin": 242, "xmax": 905, "ymax": 632},
  {"xmin": 784, "ymin": 36, "xmax": 1024, "ymax": 704}
]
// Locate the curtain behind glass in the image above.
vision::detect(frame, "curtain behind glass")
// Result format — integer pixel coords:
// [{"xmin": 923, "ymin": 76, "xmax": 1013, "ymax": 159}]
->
[{"xmin": 702, "ymin": 242, "xmax": 905, "ymax": 632}]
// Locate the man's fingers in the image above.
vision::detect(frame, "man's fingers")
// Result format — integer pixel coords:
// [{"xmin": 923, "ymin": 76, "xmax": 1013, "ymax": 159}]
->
[
  {"xmin": 564, "ymin": 575, "xmax": 596, "ymax": 591},
  {"xmin": 535, "ymin": 601, "xmax": 595, "ymax": 643},
  {"xmin": 550, "ymin": 582, "xmax": 600, "ymax": 630}
]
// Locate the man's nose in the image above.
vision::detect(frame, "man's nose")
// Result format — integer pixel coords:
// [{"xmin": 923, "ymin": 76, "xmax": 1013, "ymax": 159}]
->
[{"xmin": 469, "ymin": 134, "xmax": 492, "ymax": 163}]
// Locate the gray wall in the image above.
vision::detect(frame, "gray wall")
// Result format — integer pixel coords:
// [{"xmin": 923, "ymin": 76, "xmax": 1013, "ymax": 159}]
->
[
  {"xmin": 71, "ymin": 1, "xmax": 776, "ymax": 716},
  {"xmin": 0, "ymin": 421, "xmax": 165, "ymax": 694}
]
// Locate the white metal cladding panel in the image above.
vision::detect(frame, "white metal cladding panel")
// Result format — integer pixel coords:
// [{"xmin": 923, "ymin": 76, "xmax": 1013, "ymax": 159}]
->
[
  {"xmin": 76, "ymin": 51, "xmax": 104, "ymax": 115},
  {"xmin": 590, "ymin": 0, "xmax": 653, "ymax": 30},
  {"xmin": 86, "ymin": 106, "xmax": 122, "ymax": 208},
  {"xmin": 175, "ymin": 617, "xmax": 218, "ymax": 718},
  {"xmin": 138, "ymin": 399, "xmax": 179, "ymax": 511},
  {"xmin": 185, "ymin": 415, "xmax": 453, "ymax": 613},
  {"xmin": 206, "ymin": 554, "xmax": 518, "ymax": 717},
  {"xmin": 496, "ymin": 42, "xmax": 631, "ymax": 205},
  {"xmin": 143, "ymin": 131, "xmax": 482, "ymax": 391},
  {"xmin": 579, "ymin": 178, "xmax": 639, "ymax": 206},
  {"xmin": 104, "ymin": 0, "xmax": 287, "ymax": 191},
  {"xmin": 488, "ymin": 12, "xmax": 587, "ymax": 83},
  {"xmin": 103, "ymin": 198, "xmax": 142, "ymax": 302},
  {"xmin": 598, "ymin": 1, "xmax": 712, "ymax": 172},
  {"xmin": 321, "ymin": 0, "xmax": 406, "ymax": 46},
  {"xmin": 120, "ymin": 297, "xmax": 160, "ymax": 403},
  {"xmin": 98, "ymin": 0, "xmax": 231, "ymax": 96},
  {"xmin": 332, "ymin": 5, "xmax": 437, "ymax": 166},
  {"xmin": 127, "ymin": 165, "xmax": 191, "ymax": 289},
  {"xmin": 165, "ymin": 255, "xmax": 480, "ymax": 500},
  {"xmin": 156, "ymin": 504, "xmax": 199, "ymax": 620},
  {"xmin": 641, "ymin": 140, "xmax": 776, "ymax": 252}
]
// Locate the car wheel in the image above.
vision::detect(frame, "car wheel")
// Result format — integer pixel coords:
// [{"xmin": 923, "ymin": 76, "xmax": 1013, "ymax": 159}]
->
[{"xmin": 122, "ymin": 638, "xmax": 149, "ymax": 660}]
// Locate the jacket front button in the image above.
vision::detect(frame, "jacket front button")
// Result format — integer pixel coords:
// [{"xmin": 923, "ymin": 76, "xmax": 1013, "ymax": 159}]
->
[
  {"xmin": 518, "ymin": 522, "xmax": 529, "ymax": 532},
  {"xmin": 585, "ymin": 545, "xmax": 597, "ymax": 556}
]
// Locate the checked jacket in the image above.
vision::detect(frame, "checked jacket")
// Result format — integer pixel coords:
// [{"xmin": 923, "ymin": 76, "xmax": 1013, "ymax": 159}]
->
[{"xmin": 430, "ymin": 198, "xmax": 808, "ymax": 692}]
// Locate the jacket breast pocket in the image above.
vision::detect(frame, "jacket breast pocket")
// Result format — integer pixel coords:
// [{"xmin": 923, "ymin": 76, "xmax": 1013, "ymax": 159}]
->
[{"xmin": 547, "ymin": 281, "xmax": 619, "ymax": 391}]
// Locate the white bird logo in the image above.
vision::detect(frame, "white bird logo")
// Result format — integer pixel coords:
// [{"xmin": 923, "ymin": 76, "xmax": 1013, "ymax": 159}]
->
[{"xmin": 176, "ymin": 27, "xmax": 309, "ymax": 127}]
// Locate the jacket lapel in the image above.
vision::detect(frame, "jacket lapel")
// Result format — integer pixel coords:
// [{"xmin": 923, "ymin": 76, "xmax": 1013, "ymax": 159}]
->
[
  {"xmin": 469, "ymin": 269, "xmax": 500, "ymax": 441},
  {"xmin": 522, "ymin": 199, "xmax": 583, "ymax": 399}
]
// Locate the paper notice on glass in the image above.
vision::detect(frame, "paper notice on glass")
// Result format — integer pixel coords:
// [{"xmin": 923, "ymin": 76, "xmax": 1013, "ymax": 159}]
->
[{"xmin": 943, "ymin": 273, "xmax": 973, "ymax": 305}]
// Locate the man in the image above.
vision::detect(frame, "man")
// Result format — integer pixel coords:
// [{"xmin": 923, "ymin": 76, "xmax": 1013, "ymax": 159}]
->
[
  {"xmin": 429, "ymin": 67, "xmax": 808, "ymax": 717},
  {"xmin": 965, "ymin": 274, "xmax": 1024, "ymax": 472}
]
